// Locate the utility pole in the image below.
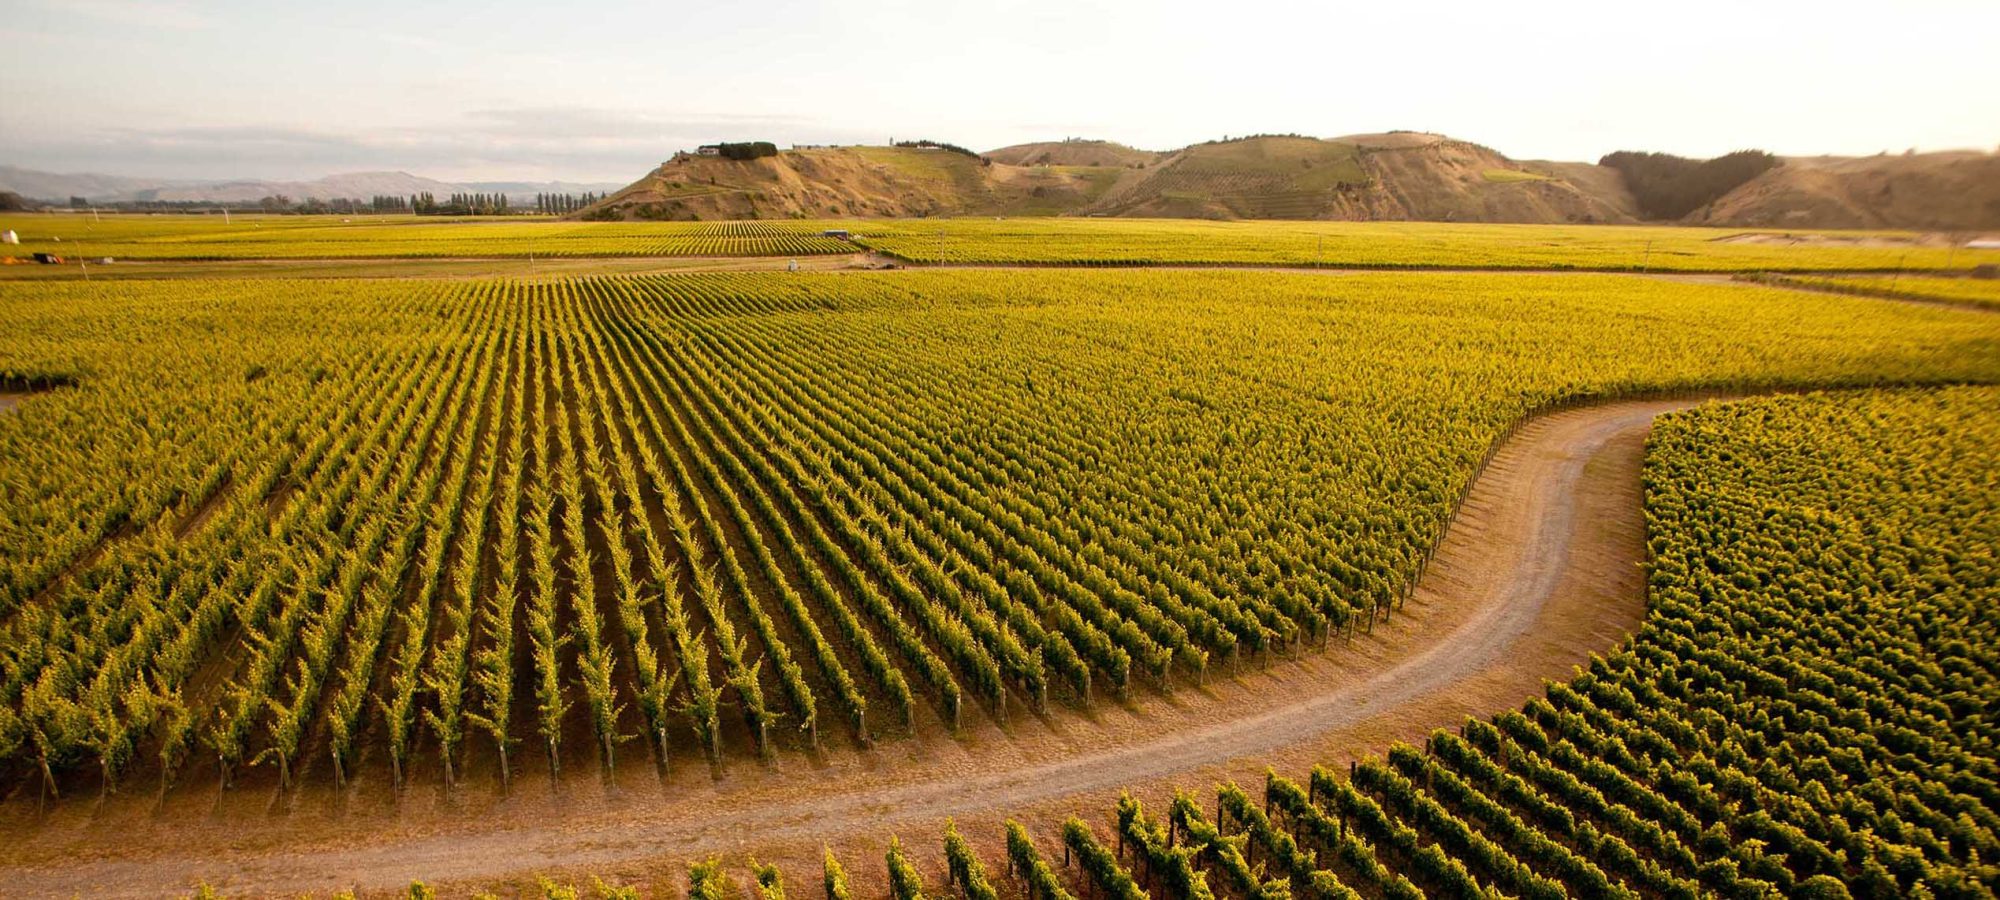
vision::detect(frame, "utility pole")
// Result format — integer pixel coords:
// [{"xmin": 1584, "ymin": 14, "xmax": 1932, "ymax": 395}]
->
[
  {"xmin": 1892, "ymin": 249, "xmax": 1911, "ymax": 291},
  {"xmin": 1641, "ymin": 240, "xmax": 1653, "ymax": 274}
]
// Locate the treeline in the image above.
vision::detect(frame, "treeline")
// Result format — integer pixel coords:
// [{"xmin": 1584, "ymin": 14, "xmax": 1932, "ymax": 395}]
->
[
  {"xmin": 537, "ymin": 192, "xmax": 602, "ymax": 214},
  {"xmin": 895, "ymin": 140, "xmax": 990, "ymax": 164},
  {"xmin": 1598, "ymin": 150, "xmax": 1779, "ymax": 220},
  {"xmin": 714, "ymin": 141, "xmax": 779, "ymax": 161},
  {"xmin": 402, "ymin": 192, "xmax": 511, "ymax": 215}
]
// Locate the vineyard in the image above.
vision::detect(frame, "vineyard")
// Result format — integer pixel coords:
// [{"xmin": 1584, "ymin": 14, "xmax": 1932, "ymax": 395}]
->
[
  {"xmin": 7, "ymin": 214, "xmax": 2000, "ymax": 272},
  {"xmin": 842, "ymin": 220, "xmax": 2000, "ymax": 271},
  {"xmin": 1001, "ymin": 386, "xmax": 2000, "ymax": 900},
  {"xmin": 2, "ymin": 270, "xmax": 1997, "ymax": 807},
  {"xmin": 445, "ymin": 386, "xmax": 2000, "ymax": 900},
  {"xmin": 1743, "ymin": 273, "xmax": 2000, "ymax": 311},
  {"xmin": 0, "ymin": 215, "xmax": 853, "ymax": 261}
]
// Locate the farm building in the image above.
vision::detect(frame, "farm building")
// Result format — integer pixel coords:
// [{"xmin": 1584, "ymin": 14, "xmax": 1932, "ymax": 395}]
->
[
  {"xmin": 822, "ymin": 229, "xmax": 851, "ymax": 240},
  {"xmin": 697, "ymin": 145, "xmax": 722, "ymax": 157},
  {"xmin": 0, "ymin": 230, "xmax": 17, "ymax": 245}
]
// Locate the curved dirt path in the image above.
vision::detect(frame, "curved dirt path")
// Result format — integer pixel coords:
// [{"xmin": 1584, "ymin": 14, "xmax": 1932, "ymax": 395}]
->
[{"xmin": 0, "ymin": 397, "xmax": 1708, "ymax": 898}]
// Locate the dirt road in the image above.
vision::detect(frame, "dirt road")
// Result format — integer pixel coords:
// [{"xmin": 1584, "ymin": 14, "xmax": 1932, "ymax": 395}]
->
[{"xmin": 0, "ymin": 397, "xmax": 1709, "ymax": 898}]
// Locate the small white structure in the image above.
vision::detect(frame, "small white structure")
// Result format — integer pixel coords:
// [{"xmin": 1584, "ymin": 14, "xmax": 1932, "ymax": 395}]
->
[
  {"xmin": 1968, "ymin": 239, "xmax": 2000, "ymax": 250},
  {"xmin": 0, "ymin": 230, "xmax": 17, "ymax": 245},
  {"xmin": 696, "ymin": 145, "xmax": 722, "ymax": 157}
]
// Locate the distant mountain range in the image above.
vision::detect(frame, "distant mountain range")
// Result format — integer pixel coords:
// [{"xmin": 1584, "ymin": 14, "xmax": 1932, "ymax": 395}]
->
[{"xmin": 0, "ymin": 166, "xmax": 623, "ymax": 204}]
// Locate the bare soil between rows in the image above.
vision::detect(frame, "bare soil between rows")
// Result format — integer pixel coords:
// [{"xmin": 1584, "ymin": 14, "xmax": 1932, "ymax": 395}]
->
[{"xmin": 0, "ymin": 397, "xmax": 1709, "ymax": 899}]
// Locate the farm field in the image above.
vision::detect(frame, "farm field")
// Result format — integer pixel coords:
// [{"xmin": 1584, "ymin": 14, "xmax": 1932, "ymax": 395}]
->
[
  {"xmin": 0, "ymin": 215, "xmax": 854, "ymax": 260},
  {"xmin": 1749, "ymin": 273, "xmax": 2000, "ymax": 310},
  {"xmin": 5, "ymin": 213, "xmax": 1999, "ymax": 272},
  {"xmin": 0, "ymin": 253, "xmax": 866, "ymax": 282},
  {"xmin": 1, "ymin": 258, "xmax": 1998, "ymax": 897},
  {"xmin": 845, "ymin": 219, "xmax": 2000, "ymax": 271}
]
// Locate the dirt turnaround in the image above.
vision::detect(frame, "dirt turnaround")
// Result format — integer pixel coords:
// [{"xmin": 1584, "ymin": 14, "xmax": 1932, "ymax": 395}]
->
[{"xmin": 0, "ymin": 397, "xmax": 1711, "ymax": 898}]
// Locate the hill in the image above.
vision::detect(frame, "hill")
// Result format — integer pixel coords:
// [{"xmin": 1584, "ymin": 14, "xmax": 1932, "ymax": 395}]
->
[
  {"xmin": 1077, "ymin": 135, "xmax": 1372, "ymax": 219},
  {"xmin": 0, "ymin": 166, "xmax": 623, "ymax": 204},
  {"xmin": 1074, "ymin": 135, "xmax": 1634, "ymax": 222},
  {"xmin": 145, "ymin": 171, "xmax": 465, "ymax": 203},
  {"xmin": 583, "ymin": 136, "xmax": 1634, "ymax": 224},
  {"xmin": 0, "ymin": 166, "xmax": 167, "ymax": 203},
  {"xmin": 985, "ymin": 139, "xmax": 1161, "ymax": 168},
  {"xmin": 1342, "ymin": 137, "xmax": 1634, "ymax": 223},
  {"xmin": 580, "ymin": 146, "xmax": 1131, "ymax": 220},
  {"xmin": 577, "ymin": 137, "xmax": 1999, "ymax": 229},
  {"xmin": 1686, "ymin": 151, "xmax": 2000, "ymax": 230}
]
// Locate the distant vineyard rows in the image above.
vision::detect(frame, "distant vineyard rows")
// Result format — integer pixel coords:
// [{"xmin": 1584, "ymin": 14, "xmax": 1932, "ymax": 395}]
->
[
  {"xmin": 5, "ymin": 214, "xmax": 1999, "ymax": 271},
  {"xmin": 0, "ymin": 217, "xmax": 851, "ymax": 260}
]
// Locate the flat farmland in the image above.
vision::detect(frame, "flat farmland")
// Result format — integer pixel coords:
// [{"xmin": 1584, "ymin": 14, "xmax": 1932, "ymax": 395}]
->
[{"xmin": 5, "ymin": 214, "xmax": 1998, "ymax": 271}]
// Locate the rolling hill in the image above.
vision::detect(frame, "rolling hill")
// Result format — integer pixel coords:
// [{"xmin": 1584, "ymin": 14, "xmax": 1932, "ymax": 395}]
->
[
  {"xmin": 580, "ymin": 146, "xmax": 1132, "ymax": 220},
  {"xmin": 1072, "ymin": 134, "xmax": 1635, "ymax": 222},
  {"xmin": 1075, "ymin": 135, "xmax": 1373, "ymax": 219},
  {"xmin": 577, "ymin": 136, "xmax": 1999, "ymax": 230},
  {"xmin": 1685, "ymin": 151, "xmax": 2000, "ymax": 230},
  {"xmin": 583, "ymin": 135, "xmax": 1635, "ymax": 224},
  {"xmin": 0, "ymin": 166, "xmax": 622, "ymax": 204},
  {"xmin": 986, "ymin": 139, "xmax": 1162, "ymax": 168}
]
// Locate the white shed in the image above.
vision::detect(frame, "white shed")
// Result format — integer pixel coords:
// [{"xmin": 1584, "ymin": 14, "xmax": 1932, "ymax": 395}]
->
[{"xmin": 0, "ymin": 230, "xmax": 18, "ymax": 245}]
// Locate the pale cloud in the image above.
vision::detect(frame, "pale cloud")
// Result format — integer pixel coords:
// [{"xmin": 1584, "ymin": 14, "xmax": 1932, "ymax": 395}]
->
[
  {"xmin": 2, "ymin": 0, "xmax": 1996, "ymax": 181},
  {"xmin": 2, "ymin": 110, "xmax": 891, "ymax": 182},
  {"xmin": 30, "ymin": 0, "xmax": 213, "ymax": 29}
]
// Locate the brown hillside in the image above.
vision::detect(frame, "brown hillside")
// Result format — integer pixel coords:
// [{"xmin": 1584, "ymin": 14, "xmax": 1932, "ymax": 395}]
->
[
  {"xmin": 577, "ymin": 136, "xmax": 1650, "ymax": 225},
  {"xmin": 1687, "ymin": 152, "xmax": 2000, "ymax": 230},
  {"xmin": 985, "ymin": 140, "xmax": 1162, "ymax": 168},
  {"xmin": 1073, "ymin": 136, "xmax": 1634, "ymax": 222},
  {"xmin": 1519, "ymin": 160, "xmax": 1642, "ymax": 221},
  {"xmin": 582, "ymin": 147, "xmax": 1128, "ymax": 221},
  {"xmin": 1079, "ymin": 136, "xmax": 1373, "ymax": 218},
  {"xmin": 1356, "ymin": 140, "xmax": 1636, "ymax": 223},
  {"xmin": 1329, "ymin": 131, "xmax": 1453, "ymax": 150}
]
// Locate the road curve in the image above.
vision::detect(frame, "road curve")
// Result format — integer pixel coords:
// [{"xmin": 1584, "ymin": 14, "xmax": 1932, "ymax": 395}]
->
[{"xmin": 0, "ymin": 397, "xmax": 1711, "ymax": 899}]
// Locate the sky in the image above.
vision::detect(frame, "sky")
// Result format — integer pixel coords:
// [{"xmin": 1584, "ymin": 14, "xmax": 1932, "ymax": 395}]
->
[{"xmin": 2, "ymin": 0, "xmax": 1997, "ymax": 183}]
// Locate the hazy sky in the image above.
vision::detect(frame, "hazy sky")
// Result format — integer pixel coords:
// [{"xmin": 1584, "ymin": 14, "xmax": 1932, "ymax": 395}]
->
[{"xmin": 3, "ymin": 0, "xmax": 1996, "ymax": 182}]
